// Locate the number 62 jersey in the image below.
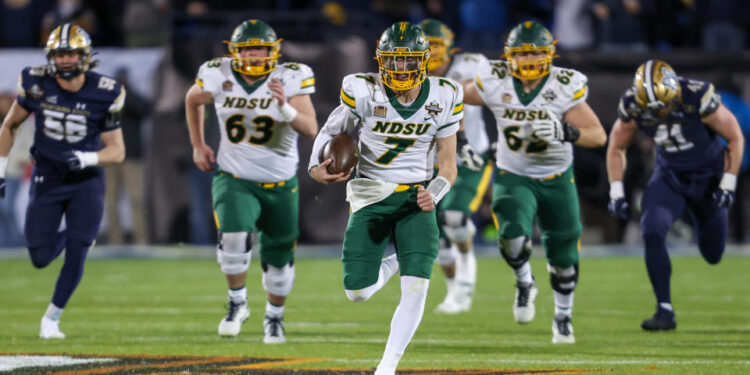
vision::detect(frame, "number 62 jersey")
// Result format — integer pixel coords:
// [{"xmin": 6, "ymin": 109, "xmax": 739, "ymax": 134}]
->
[
  {"xmin": 196, "ymin": 57, "xmax": 315, "ymax": 182},
  {"xmin": 16, "ymin": 66, "xmax": 125, "ymax": 172}
]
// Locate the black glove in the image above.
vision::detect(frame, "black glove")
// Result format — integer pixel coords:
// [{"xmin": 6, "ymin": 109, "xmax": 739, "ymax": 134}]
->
[
  {"xmin": 608, "ymin": 197, "xmax": 629, "ymax": 220},
  {"xmin": 0, "ymin": 178, "xmax": 5, "ymax": 199},
  {"xmin": 456, "ymin": 130, "xmax": 483, "ymax": 171},
  {"xmin": 712, "ymin": 173, "xmax": 737, "ymax": 209}
]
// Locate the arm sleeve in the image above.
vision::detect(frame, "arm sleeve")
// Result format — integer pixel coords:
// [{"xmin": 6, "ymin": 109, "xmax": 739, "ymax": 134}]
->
[
  {"xmin": 15, "ymin": 69, "xmax": 32, "ymax": 111},
  {"xmin": 101, "ymin": 85, "xmax": 126, "ymax": 131},
  {"xmin": 698, "ymin": 83, "xmax": 721, "ymax": 116},
  {"xmin": 437, "ymin": 82, "xmax": 463, "ymax": 138},
  {"xmin": 561, "ymin": 70, "xmax": 589, "ymax": 113},
  {"xmin": 296, "ymin": 63, "xmax": 316, "ymax": 96}
]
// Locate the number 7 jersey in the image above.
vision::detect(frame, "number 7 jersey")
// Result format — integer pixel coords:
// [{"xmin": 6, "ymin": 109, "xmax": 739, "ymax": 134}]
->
[
  {"xmin": 196, "ymin": 57, "xmax": 315, "ymax": 182},
  {"xmin": 475, "ymin": 60, "xmax": 588, "ymax": 178}
]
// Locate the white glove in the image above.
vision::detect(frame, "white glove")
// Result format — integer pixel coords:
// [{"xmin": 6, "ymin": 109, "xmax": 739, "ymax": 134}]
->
[
  {"xmin": 459, "ymin": 144, "xmax": 484, "ymax": 171},
  {"xmin": 531, "ymin": 115, "xmax": 564, "ymax": 143}
]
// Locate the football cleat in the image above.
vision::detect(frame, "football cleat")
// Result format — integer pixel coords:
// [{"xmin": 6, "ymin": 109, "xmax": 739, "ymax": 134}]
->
[
  {"xmin": 218, "ymin": 300, "xmax": 250, "ymax": 337},
  {"xmin": 263, "ymin": 315, "xmax": 286, "ymax": 344},
  {"xmin": 641, "ymin": 308, "xmax": 676, "ymax": 331},
  {"xmin": 513, "ymin": 280, "xmax": 538, "ymax": 324},
  {"xmin": 435, "ymin": 283, "xmax": 472, "ymax": 314},
  {"xmin": 40, "ymin": 317, "xmax": 65, "ymax": 339},
  {"xmin": 551, "ymin": 313, "xmax": 575, "ymax": 344}
]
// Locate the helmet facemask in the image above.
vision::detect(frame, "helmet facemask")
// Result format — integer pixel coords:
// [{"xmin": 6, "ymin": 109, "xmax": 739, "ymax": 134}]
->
[
  {"xmin": 376, "ymin": 49, "xmax": 429, "ymax": 91},
  {"xmin": 226, "ymin": 38, "xmax": 282, "ymax": 76},
  {"xmin": 504, "ymin": 44, "xmax": 555, "ymax": 81}
]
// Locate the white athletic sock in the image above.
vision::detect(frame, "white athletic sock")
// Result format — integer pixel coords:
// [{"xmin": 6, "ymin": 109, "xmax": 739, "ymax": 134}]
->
[
  {"xmin": 44, "ymin": 303, "xmax": 63, "ymax": 321},
  {"xmin": 266, "ymin": 301, "xmax": 284, "ymax": 318},
  {"xmin": 659, "ymin": 302, "xmax": 674, "ymax": 312},
  {"xmin": 553, "ymin": 291, "xmax": 574, "ymax": 317},
  {"xmin": 228, "ymin": 287, "xmax": 247, "ymax": 303},
  {"xmin": 455, "ymin": 247, "xmax": 476, "ymax": 286},
  {"xmin": 379, "ymin": 276, "xmax": 429, "ymax": 371},
  {"xmin": 515, "ymin": 262, "xmax": 533, "ymax": 284}
]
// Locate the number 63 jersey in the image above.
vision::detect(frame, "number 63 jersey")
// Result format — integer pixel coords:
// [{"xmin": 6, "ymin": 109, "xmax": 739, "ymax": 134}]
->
[
  {"xmin": 196, "ymin": 57, "xmax": 315, "ymax": 182},
  {"xmin": 475, "ymin": 60, "xmax": 588, "ymax": 178},
  {"xmin": 16, "ymin": 66, "xmax": 125, "ymax": 171}
]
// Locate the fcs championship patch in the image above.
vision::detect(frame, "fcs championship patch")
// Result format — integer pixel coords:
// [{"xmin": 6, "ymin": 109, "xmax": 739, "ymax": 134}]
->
[
  {"xmin": 374, "ymin": 105, "xmax": 388, "ymax": 118},
  {"xmin": 424, "ymin": 101, "xmax": 443, "ymax": 116},
  {"xmin": 0, "ymin": 353, "xmax": 609, "ymax": 374},
  {"xmin": 222, "ymin": 80, "xmax": 234, "ymax": 91}
]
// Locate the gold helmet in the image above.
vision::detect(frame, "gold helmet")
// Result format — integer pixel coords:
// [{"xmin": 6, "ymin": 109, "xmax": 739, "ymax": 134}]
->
[
  {"xmin": 633, "ymin": 59, "xmax": 682, "ymax": 114},
  {"xmin": 504, "ymin": 21, "xmax": 557, "ymax": 80},
  {"xmin": 45, "ymin": 23, "xmax": 94, "ymax": 80},
  {"xmin": 375, "ymin": 22, "xmax": 430, "ymax": 91},
  {"xmin": 418, "ymin": 19, "xmax": 454, "ymax": 72},
  {"xmin": 225, "ymin": 19, "xmax": 282, "ymax": 76}
]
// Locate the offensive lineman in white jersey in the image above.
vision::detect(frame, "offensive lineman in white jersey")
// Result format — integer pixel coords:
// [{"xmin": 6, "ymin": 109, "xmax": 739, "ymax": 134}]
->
[
  {"xmin": 419, "ymin": 18, "xmax": 491, "ymax": 314},
  {"xmin": 309, "ymin": 22, "xmax": 461, "ymax": 375},
  {"xmin": 463, "ymin": 21, "xmax": 606, "ymax": 343},
  {"xmin": 185, "ymin": 19, "xmax": 318, "ymax": 343}
]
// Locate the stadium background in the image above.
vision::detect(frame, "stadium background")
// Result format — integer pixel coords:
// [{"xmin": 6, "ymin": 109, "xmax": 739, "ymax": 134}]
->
[{"xmin": 0, "ymin": 0, "xmax": 749, "ymax": 248}]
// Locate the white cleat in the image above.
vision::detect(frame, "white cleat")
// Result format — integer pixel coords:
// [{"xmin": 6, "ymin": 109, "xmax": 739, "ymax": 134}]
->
[
  {"xmin": 435, "ymin": 284, "xmax": 472, "ymax": 314},
  {"xmin": 218, "ymin": 300, "xmax": 250, "ymax": 337},
  {"xmin": 263, "ymin": 315, "xmax": 286, "ymax": 344},
  {"xmin": 40, "ymin": 317, "xmax": 65, "ymax": 339},
  {"xmin": 513, "ymin": 280, "xmax": 538, "ymax": 324},
  {"xmin": 552, "ymin": 314, "xmax": 575, "ymax": 344}
]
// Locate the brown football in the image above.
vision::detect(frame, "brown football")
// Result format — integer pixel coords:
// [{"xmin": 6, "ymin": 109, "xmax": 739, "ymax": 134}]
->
[{"xmin": 319, "ymin": 133, "xmax": 359, "ymax": 174}]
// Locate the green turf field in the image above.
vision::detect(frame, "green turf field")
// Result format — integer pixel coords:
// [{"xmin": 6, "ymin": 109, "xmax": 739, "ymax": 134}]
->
[{"xmin": 1, "ymin": 253, "xmax": 749, "ymax": 374}]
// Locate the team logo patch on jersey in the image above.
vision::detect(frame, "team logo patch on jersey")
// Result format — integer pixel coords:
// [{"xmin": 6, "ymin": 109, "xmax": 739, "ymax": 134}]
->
[
  {"xmin": 425, "ymin": 100, "xmax": 443, "ymax": 116},
  {"xmin": 222, "ymin": 80, "xmax": 233, "ymax": 91},
  {"xmin": 28, "ymin": 84, "xmax": 43, "ymax": 99},
  {"xmin": 502, "ymin": 93, "xmax": 513, "ymax": 103},
  {"xmin": 46, "ymin": 95, "xmax": 57, "ymax": 104},
  {"xmin": 374, "ymin": 105, "xmax": 388, "ymax": 117},
  {"xmin": 543, "ymin": 89, "xmax": 557, "ymax": 102}
]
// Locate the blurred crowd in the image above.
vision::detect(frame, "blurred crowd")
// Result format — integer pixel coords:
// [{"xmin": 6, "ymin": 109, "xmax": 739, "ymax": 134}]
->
[{"xmin": 1, "ymin": 0, "xmax": 749, "ymax": 248}]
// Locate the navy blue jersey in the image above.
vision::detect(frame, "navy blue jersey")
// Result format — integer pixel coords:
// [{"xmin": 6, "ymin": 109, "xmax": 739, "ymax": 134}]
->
[
  {"xmin": 16, "ymin": 66, "xmax": 125, "ymax": 176},
  {"xmin": 617, "ymin": 77, "xmax": 724, "ymax": 173}
]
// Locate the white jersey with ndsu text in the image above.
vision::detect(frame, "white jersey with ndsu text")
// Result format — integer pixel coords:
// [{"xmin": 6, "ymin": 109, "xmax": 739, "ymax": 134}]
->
[
  {"xmin": 475, "ymin": 60, "xmax": 588, "ymax": 178},
  {"xmin": 196, "ymin": 57, "xmax": 315, "ymax": 182},
  {"xmin": 311, "ymin": 73, "xmax": 463, "ymax": 183},
  {"xmin": 445, "ymin": 52, "xmax": 489, "ymax": 155}
]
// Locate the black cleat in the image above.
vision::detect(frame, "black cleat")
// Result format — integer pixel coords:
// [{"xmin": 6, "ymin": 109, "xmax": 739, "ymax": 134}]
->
[{"xmin": 641, "ymin": 308, "xmax": 676, "ymax": 331}]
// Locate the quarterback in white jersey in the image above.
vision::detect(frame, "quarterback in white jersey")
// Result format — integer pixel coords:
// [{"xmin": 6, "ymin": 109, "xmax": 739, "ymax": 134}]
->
[
  {"xmin": 309, "ymin": 22, "xmax": 459, "ymax": 375},
  {"xmin": 185, "ymin": 19, "xmax": 318, "ymax": 344},
  {"xmin": 463, "ymin": 21, "xmax": 606, "ymax": 344},
  {"xmin": 419, "ymin": 18, "xmax": 492, "ymax": 315}
]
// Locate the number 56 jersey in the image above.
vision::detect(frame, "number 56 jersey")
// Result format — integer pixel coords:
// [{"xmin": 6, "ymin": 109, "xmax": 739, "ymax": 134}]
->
[
  {"xmin": 196, "ymin": 57, "xmax": 315, "ymax": 182},
  {"xmin": 475, "ymin": 60, "xmax": 588, "ymax": 178},
  {"xmin": 16, "ymin": 66, "xmax": 125, "ymax": 172}
]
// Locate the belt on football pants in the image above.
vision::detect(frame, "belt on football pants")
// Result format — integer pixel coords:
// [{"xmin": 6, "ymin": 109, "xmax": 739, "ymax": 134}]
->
[{"xmin": 256, "ymin": 181, "xmax": 287, "ymax": 188}]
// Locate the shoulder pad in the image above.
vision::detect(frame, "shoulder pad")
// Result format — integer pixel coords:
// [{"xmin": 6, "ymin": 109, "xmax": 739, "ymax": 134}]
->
[
  {"xmin": 448, "ymin": 53, "xmax": 488, "ymax": 81},
  {"xmin": 680, "ymin": 78, "xmax": 720, "ymax": 116},
  {"xmin": 196, "ymin": 57, "xmax": 232, "ymax": 93},
  {"xmin": 474, "ymin": 59, "xmax": 509, "ymax": 93},
  {"xmin": 278, "ymin": 62, "xmax": 315, "ymax": 95},
  {"xmin": 340, "ymin": 73, "xmax": 377, "ymax": 109},
  {"xmin": 617, "ymin": 88, "xmax": 641, "ymax": 121}
]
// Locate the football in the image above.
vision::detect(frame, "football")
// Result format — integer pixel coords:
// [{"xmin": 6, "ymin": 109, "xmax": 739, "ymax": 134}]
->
[{"xmin": 319, "ymin": 133, "xmax": 359, "ymax": 174}]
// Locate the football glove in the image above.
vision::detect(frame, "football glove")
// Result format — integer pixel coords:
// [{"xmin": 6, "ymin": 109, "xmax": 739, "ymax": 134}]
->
[
  {"xmin": 608, "ymin": 181, "xmax": 629, "ymax": 220},
  {"xmin": 712, "ymin": 173, "xmax": 736, "ymax": 209},
  {"xmin": 0, "ymin": 178, "xmax": 5, "ymax": 199},
  {"xmin": 63, "ymin": 150, "xmax": 99, "ymax": 170},
  {"xmin": 456, "ymin": 131, "xmax": 483, "ymax": 171},
  {"xmin": 531, "ymin": 110, "xmax": 580, "ymax": 143}
]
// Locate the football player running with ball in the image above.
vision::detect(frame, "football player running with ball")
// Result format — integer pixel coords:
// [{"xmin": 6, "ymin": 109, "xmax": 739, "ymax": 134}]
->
[
  {"xmin": 185, "ymin": 19, "xmax": 318, "ymax": 344},
  {"xmin": 462, "ymin": 21, "xmax": 606, "ymax": 344},
  {"xmin": 0, "ymin": 23, "xmax": 126, "ymax": 339},
  {"xmin": 419, "ymin": 18, "xmax": 491, "ymax": 315},
  {"xmin": 607, "ymin": 60, "xmax": 743, "ymax": 331},
  {"xmin": 309, "ymin": 22, "xmax": 461, "ymax": 374}
]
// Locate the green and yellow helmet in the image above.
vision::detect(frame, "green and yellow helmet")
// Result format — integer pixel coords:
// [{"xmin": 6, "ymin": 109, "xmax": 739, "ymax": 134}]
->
[
  {"xmin": 45, "ymin": 23, "xmax": 94, "ymax": 80},
  {"xmin": 504, "ymin": 21, "xmax": 557, "ymax": 80},
  {"xmin": 418, "ymin": 18, "xmax": 454, "ymax": 72},
  {"xmin": 375, "ymin": 22, "xmax": 430, "ymax": 91},
  {"xmin": 225, "ymin": 19, "xmax": 282, "ymax": 76},
  {"xmin": 633, "ymin": 59, "xmax": 682, "ymax": 114}
]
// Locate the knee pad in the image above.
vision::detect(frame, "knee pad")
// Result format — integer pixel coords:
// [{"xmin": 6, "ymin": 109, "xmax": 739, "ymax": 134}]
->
[
  {"xmin": 499, "ymin": 236, "xmax": 531, "ymax": 270},
  {"xmin": 548, "ymin": 263, "xmax": 578, "ymax": 295},
  {"xmin": 436, "ymin": 237, "xmax": 455, "ymax": 266},
  {"xmin": 439, "ymin": 210, "xmax": 476, "ymax": 243},
  {"xmin": 216, "ymin": 232, "xmax": 252, "ymax": 275},
  {"xmin": 262, "ymin": 261, "xmax": 295, "ymax": 297}
]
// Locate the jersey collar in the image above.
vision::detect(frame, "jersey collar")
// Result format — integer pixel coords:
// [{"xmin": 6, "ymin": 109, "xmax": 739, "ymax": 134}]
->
[
  {"xmin": 513, "ymin": 74, "xmax": 550, "ymax": 106},
  {"xmin": 232, "ymin": 69, "xmax": 269, "ymax": 95},
  {"xmin": 383, "ymin": 79, "xmax": 431, "ymax": 119}
]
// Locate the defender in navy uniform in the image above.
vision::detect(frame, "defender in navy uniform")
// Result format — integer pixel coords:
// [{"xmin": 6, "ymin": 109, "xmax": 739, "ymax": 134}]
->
[
  {"xmin": 0, "ymin": 23, "xmax": 125, "ymax": 339},
  {"xmin": 606, "ymin": 60, "xmax": 743, "ymax": 331}
]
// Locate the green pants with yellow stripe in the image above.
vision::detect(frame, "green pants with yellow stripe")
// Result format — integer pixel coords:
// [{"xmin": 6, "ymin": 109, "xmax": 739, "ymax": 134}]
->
[
  {"xmin": 491, "ymin": 166, "xmax": 582, "ymax": 268},
  {"xmin": 212, "ymin": 172, "xmax": 299, "ymax": 267},
  {"xmin": 436, "ymin": 160, "xmax": 494, "ymax": 240},
  {"xmin": 342, "ymin": 184, "xmax": 439, "ymax": 290}
]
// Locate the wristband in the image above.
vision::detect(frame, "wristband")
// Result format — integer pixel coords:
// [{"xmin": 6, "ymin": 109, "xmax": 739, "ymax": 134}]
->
[
  {"xmin": 427, "ymin": 176, "xmax": 451, "ymax": 205},
  {"xmin": 280, "ymin": 102, "xmax": 298, "ymax": 122},
  {"xmin": 609, "ymin": 180, "xmax": 624, "ymax": 200},
  {"xmin": 719, "ymin": 173, "xmax": 737, "ymax": 192},
  {"xmin": 77, "ymin": 151, "xmax": 99, "ymax": 168},
  {"xmin": 0, "ymin": 156, "xmax": 7, "ymax": 178},
  {"xmin": 563, "ymin": 123, "xmax": 580, "ymax": 143}
]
